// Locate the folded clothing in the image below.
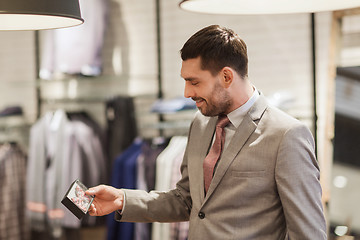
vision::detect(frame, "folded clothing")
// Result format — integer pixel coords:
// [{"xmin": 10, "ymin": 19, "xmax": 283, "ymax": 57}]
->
[
  {"xmin": 0, "ymin": 106, "xmax": 23, "ymax": 117},
  {"xmin": 151, "ymin": 97, "xmax": 196, "ymax": 114}
]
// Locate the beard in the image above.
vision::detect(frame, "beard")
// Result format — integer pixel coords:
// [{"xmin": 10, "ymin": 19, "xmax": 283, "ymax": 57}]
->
[{"xmin": 195, "ymin": 82, "xmax": 232, "ymax": 117}]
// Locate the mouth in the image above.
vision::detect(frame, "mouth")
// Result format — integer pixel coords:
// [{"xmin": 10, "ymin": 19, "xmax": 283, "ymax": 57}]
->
[{"xmin": 192, "ymin": 98, "xmax": 205, "ymax": 107}]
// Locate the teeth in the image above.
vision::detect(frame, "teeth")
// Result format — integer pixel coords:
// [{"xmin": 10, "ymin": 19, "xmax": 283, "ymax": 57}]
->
[{"xmin": 192, "ymin": 98, "xmax": 203, "ymax": 103}]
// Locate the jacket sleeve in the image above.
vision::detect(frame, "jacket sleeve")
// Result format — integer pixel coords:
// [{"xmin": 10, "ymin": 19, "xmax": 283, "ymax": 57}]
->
[{"xmin": 275, "ymin": 123, "xmax": 327, "ymax": 240}]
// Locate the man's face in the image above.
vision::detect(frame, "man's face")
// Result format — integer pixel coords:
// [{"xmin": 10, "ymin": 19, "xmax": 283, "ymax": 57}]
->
[{"xmin": 181, "ymin": 57, "xmax": 232, "ymax": 117}]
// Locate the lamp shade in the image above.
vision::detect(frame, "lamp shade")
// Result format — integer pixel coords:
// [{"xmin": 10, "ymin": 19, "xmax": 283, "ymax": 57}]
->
[
  {"xmin": 0, "ymin": 0, "xmax": 84, "ymax": 30},
  {"xmin": 179, "ymin": 0, "xmax": 360, "ymax": 15}
]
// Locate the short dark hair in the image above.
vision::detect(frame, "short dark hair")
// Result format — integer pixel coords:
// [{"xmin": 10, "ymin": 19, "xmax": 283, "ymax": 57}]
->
[{"xmin": 180, "ymin": 25, "xmax": 248, "ymax": 79}]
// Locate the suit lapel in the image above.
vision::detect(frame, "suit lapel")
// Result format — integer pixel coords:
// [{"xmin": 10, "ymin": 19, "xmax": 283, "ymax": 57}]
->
[
  {"xmin": 203, "ymin": 115, "xmax": 256, "ymax": 200},
  {"xmin": 202, "ymin": 94, "xmax": 268, "ymax": 203}
]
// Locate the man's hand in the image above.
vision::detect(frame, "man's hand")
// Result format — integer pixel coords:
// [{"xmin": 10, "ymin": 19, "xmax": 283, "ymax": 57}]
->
[{"xmin": 85, "ymin": 185, "xmax": 124, "ymax": 216}]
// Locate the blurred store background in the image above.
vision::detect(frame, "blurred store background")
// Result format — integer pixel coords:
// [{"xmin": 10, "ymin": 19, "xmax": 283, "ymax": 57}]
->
[{"xmin": 1, "ymin": 1, "xmax": 360, "ymax": 240}]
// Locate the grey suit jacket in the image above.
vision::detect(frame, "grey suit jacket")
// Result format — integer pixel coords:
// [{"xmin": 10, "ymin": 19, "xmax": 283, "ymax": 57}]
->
[{"xmin": 119, "ymin": 95, "xmax": 327, "ymax": 240}]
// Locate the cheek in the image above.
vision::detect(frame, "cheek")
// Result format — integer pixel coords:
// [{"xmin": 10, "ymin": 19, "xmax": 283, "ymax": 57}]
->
[{"xmin": 200, "ymin": 85, "xmax": 214, "ymax": 97}]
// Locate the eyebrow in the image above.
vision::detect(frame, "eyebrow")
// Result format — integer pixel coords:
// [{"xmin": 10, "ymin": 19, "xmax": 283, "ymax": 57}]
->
[{"xmin": 182, "ymin": 77, "xmax": 198, "ymax": 81}]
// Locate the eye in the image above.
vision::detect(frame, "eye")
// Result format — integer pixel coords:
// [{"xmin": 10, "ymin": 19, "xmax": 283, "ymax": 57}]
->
[{"xmin": 191, "ymin": 81, "xmax": 199, "ymax": 86}]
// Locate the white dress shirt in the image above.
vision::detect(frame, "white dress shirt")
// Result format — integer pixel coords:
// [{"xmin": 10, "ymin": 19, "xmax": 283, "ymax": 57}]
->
[{"xmin": 221, "ymin": 86, "xmax": 260, "ymax": 151}]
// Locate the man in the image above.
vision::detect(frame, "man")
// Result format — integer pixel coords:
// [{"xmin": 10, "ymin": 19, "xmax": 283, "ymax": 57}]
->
[{"xmin": 86, "ymin": 25, "xmax": 327, "ymax": 239}]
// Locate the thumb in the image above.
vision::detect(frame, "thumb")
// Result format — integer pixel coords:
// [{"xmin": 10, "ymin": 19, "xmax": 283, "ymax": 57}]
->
[{"xmin": 86, "ymin": 185, "xmax": 105, "ymax": 196}]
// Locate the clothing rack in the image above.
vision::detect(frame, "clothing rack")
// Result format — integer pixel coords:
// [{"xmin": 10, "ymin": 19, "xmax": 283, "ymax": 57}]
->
[
  {"xmin": 39, "ymin": 94, "xmax": 195, "ymax": 139},
  {"xmin": 40, "ymin": 93, "xmax": 157, "ymax": 104}
]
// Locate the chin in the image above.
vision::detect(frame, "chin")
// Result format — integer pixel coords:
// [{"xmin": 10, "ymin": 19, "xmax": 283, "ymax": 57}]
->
[{"xmin": 200, "ymin": 110, "xmax": 217, "ymax": 117}]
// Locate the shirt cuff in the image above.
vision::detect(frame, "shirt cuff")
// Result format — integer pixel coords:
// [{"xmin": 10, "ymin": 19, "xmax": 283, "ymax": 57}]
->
[{"xmin": 114, "ymin": 190, "xmax": 126, "ymax": 221}]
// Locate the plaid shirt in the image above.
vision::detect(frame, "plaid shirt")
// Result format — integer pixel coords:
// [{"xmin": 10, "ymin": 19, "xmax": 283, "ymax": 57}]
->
[{"xmin": 0, "ymin": 143, "xmax": 29, "ymax": 240}]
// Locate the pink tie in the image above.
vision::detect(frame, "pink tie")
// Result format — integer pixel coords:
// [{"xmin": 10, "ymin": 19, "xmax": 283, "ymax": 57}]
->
[{"xmin": 203, "ymin": 114, "xmax": 230, "ymax": 193}]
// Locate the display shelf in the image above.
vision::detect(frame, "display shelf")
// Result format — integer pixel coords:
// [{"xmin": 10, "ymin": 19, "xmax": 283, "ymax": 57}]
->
[
  {"xmin": 36, "ymin": 73, "xmax": 157, "ymax": 84},
  {"xmin": 37, "ymin": 74, "xmax": 158, "ymax": 103}
]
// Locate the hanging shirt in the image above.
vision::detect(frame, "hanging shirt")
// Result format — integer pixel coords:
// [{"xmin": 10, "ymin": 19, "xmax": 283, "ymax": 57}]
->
[
  {"xmin": 26, "ymin": 110, "xmax": 106, "ymax": 235},
  {"xmin": 152, "ymin": 136, "xmax": 188, "ymax": 240},
  {"xmin": 0, "ymin": 144, "xmax": 29, "ymax": 240},
  {"xmin": 107, "ymin": 139, "xmax": 143, "ymax": 240}
]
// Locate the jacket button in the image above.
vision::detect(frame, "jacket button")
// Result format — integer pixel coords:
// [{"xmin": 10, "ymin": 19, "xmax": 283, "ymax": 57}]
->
[{"xmin": 198, "ymin": 212, "xmax": 205, "ymax": 219}]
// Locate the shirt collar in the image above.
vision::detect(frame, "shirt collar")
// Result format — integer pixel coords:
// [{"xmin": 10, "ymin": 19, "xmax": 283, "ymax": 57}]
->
[{"xmin": 227, "ymin": 86, "xmax": 259, "ymax": 128}]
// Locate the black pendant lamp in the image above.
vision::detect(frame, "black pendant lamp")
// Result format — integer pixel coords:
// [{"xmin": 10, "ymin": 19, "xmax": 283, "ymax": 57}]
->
[{"xmin": 0, "ymin": 0, "xmax": 83, "ymax": 30}]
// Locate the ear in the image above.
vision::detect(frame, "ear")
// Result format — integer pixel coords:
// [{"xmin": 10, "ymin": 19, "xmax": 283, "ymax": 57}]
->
[{"xmin": 221, "ymin": 67, "xmax": 234, "ymax": 87}]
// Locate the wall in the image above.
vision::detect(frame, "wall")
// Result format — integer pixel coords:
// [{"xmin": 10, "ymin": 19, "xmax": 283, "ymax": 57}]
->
[
  {"xmin": 161, "ymin": 1, "xmax": 316, "ymax": 124},
  {"xmin": 0, "ymin": 31, "xmax": 37, "ymax": 122}
]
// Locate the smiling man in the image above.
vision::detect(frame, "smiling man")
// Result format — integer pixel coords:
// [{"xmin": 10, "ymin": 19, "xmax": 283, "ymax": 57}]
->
[
  {"xmin": 86, "ymin": 25, "xmax": 327, "ymax": 239},
  {"xmin": 182, "ymin": 55, "xmax": 252, "ymax": 117}
]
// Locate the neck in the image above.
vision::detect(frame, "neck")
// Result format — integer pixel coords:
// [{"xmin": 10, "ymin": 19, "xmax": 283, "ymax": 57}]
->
[{"xmin": 227, "ymin": 79, "xmax": 254, "ymax": 113}]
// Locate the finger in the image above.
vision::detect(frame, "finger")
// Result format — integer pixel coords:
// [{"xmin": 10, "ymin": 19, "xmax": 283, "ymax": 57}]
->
[
  {"xmin": 88, "ymin": 203, "xmax": 95, "ymax": 211},
  {"xmin": 88, "ymin": 203, "xmax": 97, "ymax": 216},
  {"xmin": 85, "ymin": 189, "xmax": 96, "ymax": 196},
  {"xmin": 88, "ymin": 209, "xmax": 96, "ymax": 216}
]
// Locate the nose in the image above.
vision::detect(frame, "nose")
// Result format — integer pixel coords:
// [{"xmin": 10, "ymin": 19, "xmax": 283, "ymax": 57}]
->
[{"xmin": 184, "ymin": 82, "xmax": 193, "ymax": 98}]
